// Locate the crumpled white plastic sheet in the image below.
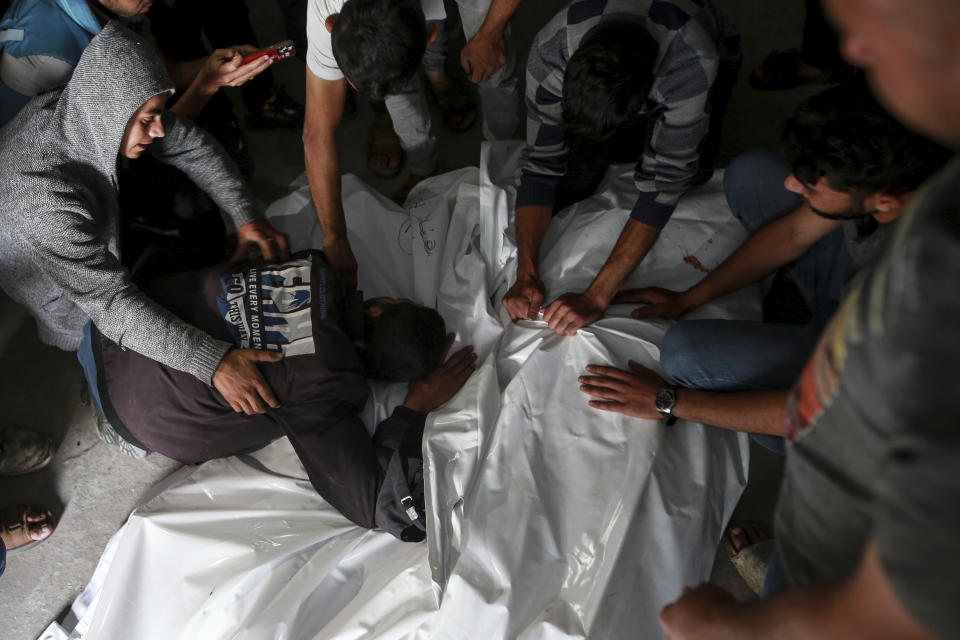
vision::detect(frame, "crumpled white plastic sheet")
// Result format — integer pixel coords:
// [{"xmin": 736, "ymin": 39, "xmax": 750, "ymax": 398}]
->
[{"xmin": 53, "ymin": 142, "xmax": 757, "ymax": 640}]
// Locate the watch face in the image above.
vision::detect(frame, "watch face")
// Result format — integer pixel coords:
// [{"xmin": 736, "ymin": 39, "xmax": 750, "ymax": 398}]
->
[{"xmin": 655, "ymin": 387, "xmax": 677, "ymax": 414}]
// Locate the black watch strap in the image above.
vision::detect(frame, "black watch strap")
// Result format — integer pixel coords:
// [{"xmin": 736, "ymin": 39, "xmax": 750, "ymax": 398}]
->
[{"xmin": 655, "ymin": 385, "xmax": 679, "ymax": 424}]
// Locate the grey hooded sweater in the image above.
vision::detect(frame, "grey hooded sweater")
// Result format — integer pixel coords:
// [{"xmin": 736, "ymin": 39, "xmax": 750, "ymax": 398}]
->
[{"xmin": 0, "ymin": 21, "xmax": 261, "ymax": 384}]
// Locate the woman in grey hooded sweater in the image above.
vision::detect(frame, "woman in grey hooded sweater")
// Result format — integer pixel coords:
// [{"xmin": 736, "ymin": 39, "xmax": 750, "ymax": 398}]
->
[{"xmin": 0, "ymin": 21, "xmax": 288, "ymax": 414}]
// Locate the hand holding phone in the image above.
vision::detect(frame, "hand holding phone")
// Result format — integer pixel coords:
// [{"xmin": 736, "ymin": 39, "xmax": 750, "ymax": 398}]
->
[{"xmin": 242, "ymin": 40, "xmax": 296, "ymax": 66}]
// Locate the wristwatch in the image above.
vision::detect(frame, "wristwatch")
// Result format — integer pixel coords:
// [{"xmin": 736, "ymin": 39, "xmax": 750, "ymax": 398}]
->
[{"xmin": 655, "ymin": 385, "xmax": 679, "ymax": 424}]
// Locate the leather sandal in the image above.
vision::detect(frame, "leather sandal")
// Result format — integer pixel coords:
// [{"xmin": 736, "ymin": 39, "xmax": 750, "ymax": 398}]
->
[
  {"xmin": 1, "ymin": 504, "xmax": 56, "ymax": 555},
  {"xmin": 0, "ymin": 429, "xmax": 55, "ymax": 476}
]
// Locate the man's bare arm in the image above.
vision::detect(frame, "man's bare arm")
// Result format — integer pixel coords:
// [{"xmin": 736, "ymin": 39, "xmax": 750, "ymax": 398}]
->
[
  {"xmin": 586, "ymin": 218, "xmax": 661, "ymax": 306},
  {"xmin": 673, "ymin": 389, "xmax": 786, "ymax": 435},
  {"xmin": 579, "ymin": 360, "xmax": 786, "ymax": 435},
  {"xmin": 660, "ymin": 542, "xmax": 935, "ymax": 640},
  {"xmin": 502, "ymin": 204, "xmax": 552, "ymax": 320},
  {"xmin": 303, "ymin": 69, "xmax": 357, "ymax": 287},
  {"xmin": 542, "ymin": 218, "xmax": 660, "ymax": 335},
  {"xmin": 618, "ymin": 204, "xmax": 842, "ymax": 320}
]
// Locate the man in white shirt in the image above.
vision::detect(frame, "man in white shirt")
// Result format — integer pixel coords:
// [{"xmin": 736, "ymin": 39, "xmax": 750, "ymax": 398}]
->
[{"xmin": 303, "ymin": 0, "xmax": 521, "ymax": 288}]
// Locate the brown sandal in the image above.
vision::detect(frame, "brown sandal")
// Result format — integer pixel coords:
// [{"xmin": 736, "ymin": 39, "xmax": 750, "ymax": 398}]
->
[
  {"xmin": 0, "ymin": 429, "xmax": 56, "ymax": 475},
  {"xmin": 1, "ymin": 503, "xmax": 56, "ymax": 554}
]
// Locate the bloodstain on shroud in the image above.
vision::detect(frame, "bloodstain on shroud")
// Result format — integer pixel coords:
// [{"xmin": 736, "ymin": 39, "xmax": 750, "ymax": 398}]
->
[{"xmin": 683, "ymin": 255, "xmax": 710, "ymax": 273}]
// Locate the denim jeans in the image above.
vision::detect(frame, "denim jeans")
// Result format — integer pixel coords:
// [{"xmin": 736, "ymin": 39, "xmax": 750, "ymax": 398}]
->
[
  {"xmin": 77, "ymin": 321, "xmax": 104, "ymax": 415},
  {"xmin": 660, "ymin": 149, "xmax": 850, "ymax": 452}
]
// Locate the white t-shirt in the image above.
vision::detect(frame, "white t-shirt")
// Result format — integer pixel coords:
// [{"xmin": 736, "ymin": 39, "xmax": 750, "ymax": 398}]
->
[{"xmin": 306, "ymin": 0, "xmax": 446, "ymax": 80}]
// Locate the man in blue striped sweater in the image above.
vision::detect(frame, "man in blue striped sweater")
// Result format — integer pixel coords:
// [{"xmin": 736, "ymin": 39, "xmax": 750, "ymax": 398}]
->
[{"xmin": 502, "ymin": 0, "xmax": 732, "ymax": 336}]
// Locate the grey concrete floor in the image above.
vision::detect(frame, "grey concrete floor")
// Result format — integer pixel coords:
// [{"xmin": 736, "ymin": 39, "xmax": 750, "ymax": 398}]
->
[{"xmin": 0, "ymin": 0, "xmax": 821, "ymax": 637}]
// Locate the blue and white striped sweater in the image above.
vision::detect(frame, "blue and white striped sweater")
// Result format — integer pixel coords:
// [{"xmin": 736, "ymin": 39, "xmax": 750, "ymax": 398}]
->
[{"xmin": 518, "ymin": 0, "xmax": 723, "ymax": 228}]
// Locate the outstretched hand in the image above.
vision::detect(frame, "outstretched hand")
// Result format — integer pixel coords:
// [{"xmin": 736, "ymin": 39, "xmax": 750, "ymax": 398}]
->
[
  {"xmin": 612, "ymin": 287, "xmax": 693, "ymax": 320},
  {"xmin": 403, "ymin": 334, "xmax": 478, "ymax": 413},
  {"xmin": 578, "ymin": 360, "xmax": 666, "ymax": 419},
  {"xmin": 213, "ymin": 348, "xmax": 284, "ymax": 414},
  {"xmin": 235, "ymin": 219, "xmax": 290, "ymax": 261}
]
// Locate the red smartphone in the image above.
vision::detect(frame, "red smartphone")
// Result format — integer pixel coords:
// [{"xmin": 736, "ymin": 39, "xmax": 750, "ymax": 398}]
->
[{"xmin": 242, "ymin": 40, "xmax": 296, "ymax": 65}]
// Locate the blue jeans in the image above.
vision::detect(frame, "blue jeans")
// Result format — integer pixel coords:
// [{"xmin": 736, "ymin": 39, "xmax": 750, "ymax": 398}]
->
[
  {"xmin": 77, "ymin": 321, "xmax": 105, "ymax": 415},
  {"xmin": 661, "ymin": 150, "xmax": 850, "ymax": 452}
]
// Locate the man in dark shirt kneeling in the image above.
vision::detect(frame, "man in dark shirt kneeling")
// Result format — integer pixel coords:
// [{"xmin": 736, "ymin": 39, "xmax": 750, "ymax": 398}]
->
[{"xmin": 78, "ymin": 250, "xmax": 476, "ymax": 543}]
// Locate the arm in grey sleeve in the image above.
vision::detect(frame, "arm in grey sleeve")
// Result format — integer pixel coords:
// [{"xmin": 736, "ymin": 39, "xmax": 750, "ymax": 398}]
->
[
  {"xmin": 516, "ymin": 23, "xmax": 569, "ymax": 209},
  {"xmin": 147, "ymin": 111, "xmax": 262, "ymax": 230},
  {"xmin": 14, "ymin": 198, "xmax": 231, "ymax": 384},
  {"xmin": 630, "ymin": 28, "xmax": 719, "ymax": 225}
]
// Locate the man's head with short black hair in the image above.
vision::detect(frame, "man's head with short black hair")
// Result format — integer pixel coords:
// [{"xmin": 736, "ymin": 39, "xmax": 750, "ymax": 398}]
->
[
  {"xmin": 781, "ymin": 82, "xmax": 950, "ymax": 202},
  {"xmin": 331, "ymin": 0, "xmax": 427, "ymax": 101},
  {"xmin": 561, "ymin": 23, "xmax": 659, "ymax": 143},
  {"xmin": 361, "ymin": 298, "xmax": 446, "ymax": 381}
]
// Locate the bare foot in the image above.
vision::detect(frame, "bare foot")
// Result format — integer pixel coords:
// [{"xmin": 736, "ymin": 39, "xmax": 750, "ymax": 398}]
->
[
  {"xmin": 1, "ymin": 504, "xmax": 55, "ymax": 552},
  {"xmin": 727, "ymin": 523, "xmax": 774, "ymax": 553}
]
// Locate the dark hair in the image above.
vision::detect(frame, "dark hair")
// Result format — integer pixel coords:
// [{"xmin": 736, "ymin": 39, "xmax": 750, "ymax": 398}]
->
[
  {"xmin": 781, "ymin": 81, "xmax": 951, "ymax": 196},
  {"xmin": 362, "ymin": 302, "xmax": 446, "ymax": 381},
  {"xmin": 331, "ymin": 0, "xmax": 426, "ymax": 101},
  {"xmin": 561, "ymin": 22, "xmax": 658, "ymax": 143}
]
